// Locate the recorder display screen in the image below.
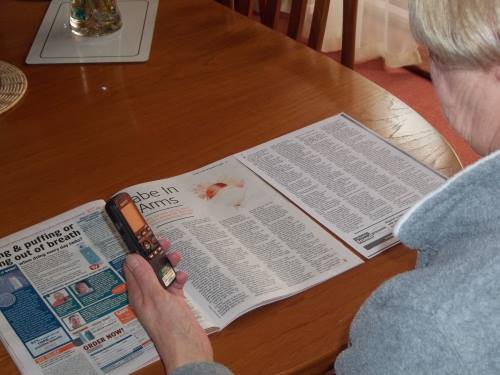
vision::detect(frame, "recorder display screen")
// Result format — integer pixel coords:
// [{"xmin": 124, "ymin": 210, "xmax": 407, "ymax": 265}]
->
[{"xmin": 120, "ymin": 202, "xmax": 145, "ymax": 233}]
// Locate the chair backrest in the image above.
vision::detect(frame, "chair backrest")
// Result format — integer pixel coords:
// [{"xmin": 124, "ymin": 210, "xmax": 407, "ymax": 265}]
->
[
  {"xmin": 216, "ymin": 0, "xmax": 358, "ymax": 69},
  {"xmin": 340, "ymin": 0, "xmax": 358, "ymax": 69},
  {"xmin": 215, "ymin": 0, "xmax": 255, "ymax": 16},
  {"xmin": 261, "ymin": 0, "xmax": 358, "ymax": 69}
]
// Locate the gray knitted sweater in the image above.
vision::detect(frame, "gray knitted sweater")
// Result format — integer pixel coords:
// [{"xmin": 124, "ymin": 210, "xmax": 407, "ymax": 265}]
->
[
  {"xmin": 336, "ymin": 151, "xmax": 500, "ymax": 374},
  {"xmin": 173, "ymin": 152, "xmax": 500, "ymax": 375}
]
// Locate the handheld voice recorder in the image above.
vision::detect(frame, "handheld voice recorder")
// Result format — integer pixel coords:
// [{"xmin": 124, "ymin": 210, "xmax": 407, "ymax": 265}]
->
[{"xmin": 105, "ymin": 193, "xmax": 176, "ymax": 289}]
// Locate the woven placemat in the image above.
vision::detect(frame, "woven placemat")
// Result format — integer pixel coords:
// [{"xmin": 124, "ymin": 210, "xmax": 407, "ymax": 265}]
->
[{"xmin": 0, "ymin": 61, "xmax": 28, "ymax": 115}]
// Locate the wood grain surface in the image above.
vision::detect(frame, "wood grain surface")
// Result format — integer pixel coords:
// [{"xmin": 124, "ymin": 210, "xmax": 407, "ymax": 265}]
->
[{"xmin": 0, "ymin": 1, "xmax": 461, "ymax": 374}]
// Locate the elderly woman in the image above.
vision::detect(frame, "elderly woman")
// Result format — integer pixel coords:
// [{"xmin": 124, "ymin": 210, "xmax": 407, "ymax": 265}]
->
[{"xmin": 123, "ymin": 0, "xmax": 500, "ymax": 374}]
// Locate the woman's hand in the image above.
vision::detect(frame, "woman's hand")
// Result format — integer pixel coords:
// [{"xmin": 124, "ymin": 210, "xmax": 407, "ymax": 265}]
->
[{"xmin": 124, "ymin": 240, "xmax": 213, "ymax": 373}]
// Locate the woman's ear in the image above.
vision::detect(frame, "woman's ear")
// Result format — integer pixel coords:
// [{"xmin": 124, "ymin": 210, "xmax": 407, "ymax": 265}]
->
[{"xmin": 494, "ymin": 66, "xmax": 500, "ymax": 82}]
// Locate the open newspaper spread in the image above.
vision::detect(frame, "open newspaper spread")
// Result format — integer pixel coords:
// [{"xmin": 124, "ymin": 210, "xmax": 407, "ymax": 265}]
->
[
  {"xmin": 0, "ymin": 113, "xmax": 448, "ymax": 374},
  {"xmin": 0, "ymin": 156, "xmax": 362, "ymax": 375}
]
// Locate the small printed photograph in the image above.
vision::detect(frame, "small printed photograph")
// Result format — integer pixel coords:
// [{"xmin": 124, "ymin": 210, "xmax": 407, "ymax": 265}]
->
[
  {"xmin": 71, "ymin": 280, "xmax": 94, "ymax": 297},
  {"xmin": 65, "ymin": 313, "xmax": 86, "ymax": 331},
  {"xmin": 0, "ymin": 269, "xmax": 29, "ymax": 293},
  {"xmin": 0, "ymin": 292, "xmax": 16, "ymax": 309},
  {"xmin": 48, "ymin": 289, "xmax": 71, "ymax": 308},
  {"xmin": 79, "ymin": 242, "xmax": 102, "ymax": 268},
  {"xmin": 79, "ymin": 329, "xmax": 95, "ymax": 344},
  {"xmin": 0, "ymin": 270, "xmax": 28, "ymax": 309},
  {"xmin": 193, "ymin": 177, "xmax": 246, "ymax": 208},
  {"xmin": 73, "ymin": 329, "xmax": 95, "ymax": 346}
]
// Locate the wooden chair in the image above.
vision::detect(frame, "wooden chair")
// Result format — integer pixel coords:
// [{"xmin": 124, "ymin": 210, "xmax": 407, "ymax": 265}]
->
[
  {"xmin": 339, "ymin": 0, "xmax": 358, "ymax": 69},
  {"xmin": 215, "ymin": 0, "xmax": 255, "ymax": 16},
  {"xmin": 215, "ymin": 0, "xmax": 358, "ymax": 69}
]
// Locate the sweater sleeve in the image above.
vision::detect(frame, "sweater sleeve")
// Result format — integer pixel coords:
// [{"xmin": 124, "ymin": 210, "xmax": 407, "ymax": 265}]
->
[
  {"xmin": 170, "ymin": 362, "xmax": 233, "ymax": 375},
  {"xmin": 334, "ymin": 299, "xmax": 466, "ymax": 375}
]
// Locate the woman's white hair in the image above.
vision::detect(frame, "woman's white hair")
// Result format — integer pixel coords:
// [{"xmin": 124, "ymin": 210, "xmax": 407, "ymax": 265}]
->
[{"xmin": 409, "ymin": 0, "xmax": 500, "ymax": 69}]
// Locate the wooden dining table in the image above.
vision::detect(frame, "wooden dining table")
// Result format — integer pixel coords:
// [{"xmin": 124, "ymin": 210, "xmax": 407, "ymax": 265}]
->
[{"xmin": 0, "ymin": 0, "xmax": 461, "ymax": 374}]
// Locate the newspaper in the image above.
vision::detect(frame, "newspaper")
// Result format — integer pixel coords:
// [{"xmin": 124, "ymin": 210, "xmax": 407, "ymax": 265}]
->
[
  {"xmin": 237, "ymin": 114, "xmax": 447, "ymax": 258},
  {"xmin": 0, "ymin": 113, "xmax": 448, "ymax": 373},
  {"xmin": 0, "ymin": 156, "xmax": 362, "ymax": 375}
]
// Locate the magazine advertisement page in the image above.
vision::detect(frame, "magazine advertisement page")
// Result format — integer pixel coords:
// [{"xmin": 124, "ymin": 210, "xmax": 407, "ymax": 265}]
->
[
  {"xmin": 237, "ymin": 114, "xmax": 447, "ymax": 258},
  {"xmin": 0, "ymin": 201, "xmax": 157, "ymax": 375},
  {"xmin": 121, "ymin": 157, "xmax": 363, "ymax": 328}
]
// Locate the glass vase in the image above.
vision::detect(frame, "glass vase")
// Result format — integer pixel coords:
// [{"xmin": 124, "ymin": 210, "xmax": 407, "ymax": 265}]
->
[{"xmin": 70, "ymin": 0, "xmax": 122, "ymax": 37}]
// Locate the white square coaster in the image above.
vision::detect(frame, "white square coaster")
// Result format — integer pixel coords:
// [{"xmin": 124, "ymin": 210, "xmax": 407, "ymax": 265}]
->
[{"xmin": 26, "ymin": 0, "xmax": 158, "ymax": 64}]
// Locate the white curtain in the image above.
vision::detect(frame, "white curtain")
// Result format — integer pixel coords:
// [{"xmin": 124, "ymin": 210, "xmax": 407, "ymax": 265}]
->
[{"xmin": 283, "ymin": 0, "xmax": 421, "ymax": 67}]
